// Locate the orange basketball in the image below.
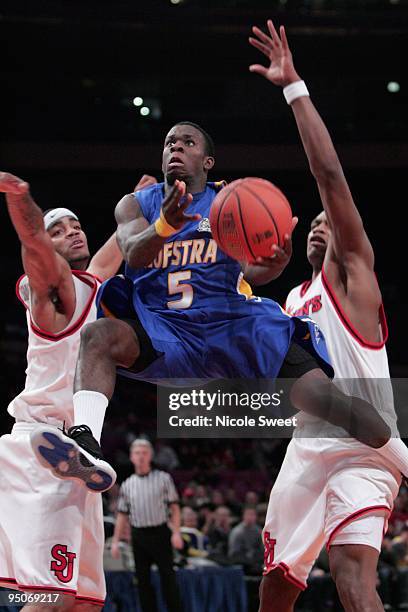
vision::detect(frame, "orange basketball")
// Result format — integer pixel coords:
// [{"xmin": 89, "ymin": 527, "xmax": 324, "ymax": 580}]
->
[{"xmin": 209, "ymin": 177, "xmax": 293, "ymax": 263}]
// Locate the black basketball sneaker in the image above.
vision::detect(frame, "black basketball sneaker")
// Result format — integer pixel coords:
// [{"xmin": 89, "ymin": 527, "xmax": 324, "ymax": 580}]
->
[{"xmin": 30, "ymin": 424, "xmax": 116, "ymax": 493}]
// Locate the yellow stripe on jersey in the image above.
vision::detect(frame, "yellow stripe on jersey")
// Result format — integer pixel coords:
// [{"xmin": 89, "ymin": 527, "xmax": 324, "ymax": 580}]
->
[
  {"xmin": 100, "ymin": 302, "xmax": 116, "ymax": 319},
  {"xmin": 238, "ymin": 277, "xmax": 253, "ymax": 299}
]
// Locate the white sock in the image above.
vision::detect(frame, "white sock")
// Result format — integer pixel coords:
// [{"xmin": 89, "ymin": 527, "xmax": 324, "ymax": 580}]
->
[
  {"xmin": 377, "ymin": 438, "xmax": 408, "ymax": 477},
  {"xmin": 73, "ymin": 390, "xmax": 108, "ymax": 444}
]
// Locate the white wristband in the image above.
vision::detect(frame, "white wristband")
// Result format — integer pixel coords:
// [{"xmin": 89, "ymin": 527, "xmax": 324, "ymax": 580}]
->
[{"xmin": 283, "ymin": 80, "xmax": 309, "ymax": 105}]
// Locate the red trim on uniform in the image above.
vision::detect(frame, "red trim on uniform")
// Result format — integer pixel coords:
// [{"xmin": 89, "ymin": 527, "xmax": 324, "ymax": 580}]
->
[
  {"xmin": 15, "ymin": 270, "xmax": 98, "ymax": 342},
  {"xmin": 300, "ymin": 280, "xmax": 312, "ymax": 298},
  {"xmin": 321, "ymin": 266, "xmax": 388, "ymax": 350},
  {"xmin": 75, "ymin": 594, "xmax": 106, "ymax": 605},
  {"xmin": 0, "ymin": 577, "xmax": 77, "ymax": 595},
  {"xmin": 263, "ymin": 563, "xmax": 307, "ymax": 591},
  {"xmin": 0, "ymin": 576, "xmax": 104, "ymax": 603},
  {"xmin": 326, "ymin": 504, "xmax": 391, "ymax": 551},
  {"xmin": 0, "ymin": 577, "xmax": 17, "ymax": 584}
]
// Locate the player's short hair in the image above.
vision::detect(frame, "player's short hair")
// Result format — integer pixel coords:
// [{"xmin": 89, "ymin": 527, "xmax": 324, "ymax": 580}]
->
[
  {"xmin": 130, "ymin": 438, "xmax": 154, "ymax": 454},
  {"xmin": 173, "ymin": 121, "xmax": 215, "ymax": 157}
]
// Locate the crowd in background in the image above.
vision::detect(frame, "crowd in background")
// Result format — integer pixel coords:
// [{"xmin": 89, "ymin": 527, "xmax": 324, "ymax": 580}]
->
[{"xmin": 102, "ymin": 421, "xmax": 408, "ymax": 611}]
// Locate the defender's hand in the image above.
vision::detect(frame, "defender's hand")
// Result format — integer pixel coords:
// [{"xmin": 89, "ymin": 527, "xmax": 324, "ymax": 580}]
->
[
  {"xmin": 134, "ymin": 175, "xmax": 157, "ymax": 192},
  {"xmin": 162, "ymin": 179, "xmax": 201, "ymax": 230},
  {"xmin": 249, "ymin": 21, "xmax": 300, "ymax": 87},
  {"xmin": 0, "ymin": 172, "xmax": 29, "ymax": 195}
]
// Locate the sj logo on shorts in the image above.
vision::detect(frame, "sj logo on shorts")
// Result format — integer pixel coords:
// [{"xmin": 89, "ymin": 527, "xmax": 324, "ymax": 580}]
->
[
  {"xmin": 263, "ymin": 532, "xmax": 277, "ymax": 573},
  {"xmin": 50, "ymin": 544, "xmax": 76, "ymax": 583}
]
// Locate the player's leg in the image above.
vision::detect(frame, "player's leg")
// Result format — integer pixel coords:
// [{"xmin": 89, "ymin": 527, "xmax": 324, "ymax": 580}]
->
[
  {"xmin": 259, "ymin": 567, "xmax": 301, "ymax": 612},
  {"xmin": 74, "ymin": 494, "xmax": 106, "ymax": 612},
  {"xmin": 30, "ymin": 318, "xmax": 140, "ymax": 492},
  {"xmin": 75, "ymin": 317, "xmax": 141, "ymax": 399},
  {"xmin": 261, "ymin": 438, "xmax": 327, "ymax": 612},
  {"xmin": 289, "ymin": 361, "xmax": 408, "ymax": 476},
  {"xmin": 329, "ymin": 544, "xmax": 383, "ymax": 612},
  {"xmin": 289, "ymin": 367, "xmax": 390, "ymax": 448}
]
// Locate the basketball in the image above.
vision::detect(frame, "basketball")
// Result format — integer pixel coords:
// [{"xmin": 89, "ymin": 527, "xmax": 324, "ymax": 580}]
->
[{"xmin": 209, "ymin": 177, "xmax": 293, "ymax": 263}]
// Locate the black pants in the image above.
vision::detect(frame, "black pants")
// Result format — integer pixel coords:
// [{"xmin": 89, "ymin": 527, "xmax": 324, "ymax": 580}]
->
[{"xmin": 131, "ymin": 523, "xmax": 183, "ymax": 612}]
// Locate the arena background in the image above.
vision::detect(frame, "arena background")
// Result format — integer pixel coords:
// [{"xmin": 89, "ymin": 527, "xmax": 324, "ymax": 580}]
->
[{"xmin": 1, "ymin": 1, "xmax": 408, "ymax": 610}]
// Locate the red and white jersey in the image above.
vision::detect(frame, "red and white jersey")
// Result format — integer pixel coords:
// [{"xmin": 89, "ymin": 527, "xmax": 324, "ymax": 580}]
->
[
  {"xmin": 285, "ymin": 267, "xmax": 398, "ymax": 438},
  {"xmin": 8, "ymin": 271, "xmax": 99, "ymax": 428}
]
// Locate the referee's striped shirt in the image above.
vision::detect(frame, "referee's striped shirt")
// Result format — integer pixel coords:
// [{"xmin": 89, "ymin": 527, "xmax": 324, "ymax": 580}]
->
[{"xmin": 117, "ymin": 469, "xmax": 179, "ymax": 527}]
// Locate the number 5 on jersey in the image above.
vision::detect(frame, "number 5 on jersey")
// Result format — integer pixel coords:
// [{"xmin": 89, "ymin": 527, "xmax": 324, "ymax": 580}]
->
[{"xmin": 167, "ymin": 271, "xmax": 193, "ymax": 309}]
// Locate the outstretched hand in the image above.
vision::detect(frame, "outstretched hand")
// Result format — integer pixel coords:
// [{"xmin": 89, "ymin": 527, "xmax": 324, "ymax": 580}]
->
[
  {"xmin": 249, "ymin": 20, "xmax": 300, "ymax": 87},
  {"xmin": 0, "ymin": 172, "xmax": 29, "ymax": 196},
  {"xmin": 162, "ymin": 179, "xmax": 201, "ymax": 230}
]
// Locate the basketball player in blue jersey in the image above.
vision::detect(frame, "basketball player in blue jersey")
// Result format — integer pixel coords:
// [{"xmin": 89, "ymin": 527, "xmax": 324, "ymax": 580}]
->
[{"xmin": 32, "ymin": 123, "xmax": 396, "ymax": 487}]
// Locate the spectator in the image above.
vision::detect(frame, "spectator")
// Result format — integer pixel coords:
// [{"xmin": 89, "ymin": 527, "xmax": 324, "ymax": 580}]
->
[
  {"xmin": 180, "ymin": 507, "xmax": 208, "ymax": 558},
  {"xmin": 392, "ymin": 524, "xmax": 408, "ymax": 566},
  {"xmin": 211, "ymin": 489, "xmax": 225, "ymax": 507},
  {"xmin": 378, "ymin": 535, "xmax": 398, "ymax": 609},
  {"xmin": 245, "ymin": 491, "xmax": 259, "ymax": 506},
  {"xmin": 392, "ymin": 525, "xmax": 408, "ymax": 605},
  {"xmin": 228, "ymin": 506, "xmax": 264, "ymax": 574},
  {"xmin": 225, "ymin": 488, "xmax": 242, "ymax": 518},
  {"xmin": 197, "ymin": 502, "xmax": 215, "ymax": 533},
  {"xmin": 195, "ymin": 484, "xmax": 211, "ymax": 507},
  {"xmin": 155, "ymin": 440, "xmax": 180, "ymax": 471},
  {"xmin": 207, "ymin": 506, "xmax": 232, "ymax": 564}
]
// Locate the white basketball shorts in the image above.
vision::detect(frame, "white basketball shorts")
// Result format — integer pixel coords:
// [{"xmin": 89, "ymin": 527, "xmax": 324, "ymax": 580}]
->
[
  {"xmin": 0, "ymin": 423, "xmax": 106, "ymax": 606},
  {"xmin": 263, "ymin": 437, "xmax": 401, "ymax": 589}
]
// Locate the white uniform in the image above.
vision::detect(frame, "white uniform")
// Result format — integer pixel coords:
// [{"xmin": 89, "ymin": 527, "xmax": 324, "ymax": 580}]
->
[
  {"xmin": 263, "ymin": 267, "xmax": 401, "ymax": 589},
  {"xmin": 0, "ymin": 271, "xmax": 106, "ymax": 605}
]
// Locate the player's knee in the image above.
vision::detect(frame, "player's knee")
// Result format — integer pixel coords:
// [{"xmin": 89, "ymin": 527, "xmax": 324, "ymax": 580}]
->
[
  {"xmin": 334, "ymin": 567, "xmax": 377, "ymax": 610},
  {"xmin": 80, "ymin": 319, "xmax": 117, "ymax": 353},
  {"xmin": 259, "ymin": 569, "xmax": 300, "ymax": 610}
]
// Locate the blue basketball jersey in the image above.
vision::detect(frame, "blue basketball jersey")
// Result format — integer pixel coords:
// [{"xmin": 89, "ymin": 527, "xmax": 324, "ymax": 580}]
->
[
  {"xmin": 97, "ymin": 180, "xmax": 333, "ymax": 383},
  {"xmin": 126, "ymin": 181, "xmax": 253, "ymax": 316}
]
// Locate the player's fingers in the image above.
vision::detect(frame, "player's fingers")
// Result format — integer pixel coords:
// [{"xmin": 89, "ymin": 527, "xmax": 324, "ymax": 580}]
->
[
  {"xmin": 280, "ymin": 25, "xmax": 290, "ymax": 51},
  {"xmin": 267, "ymin": 19, "xmax": 281, "ymax": 46},
  {"xmin": 272, "ymin": 244, "xmax": 287, "ymax": 258},
  {"xmin": 178, "ymin": 192, "xmax": 194, "ymax": 211},
  {"xmin": 182, "ymin": 212, "xmax": 202, "ymax": 222},
  {"xmin": 282, "ymin": 234, "xmax": 293, "ymax": 257},
  {"xmin": 254, "ymin": 254, "xmax": 282, "ymax": 267},
  {"xmin": 291, "ymin": 216, "xmax": 299, "ymax": 232},
  {"xmin": 165, "ymin": 180, "xmax": 186, "ymax": 210},
  {"xmin": 252, "ymin": 26, "xmax": 273, "ymax": 46},
  {"xmin": 249, "ymin": 64, "xmax": 269, "ymax": 78},
  {"xmin": 249, "ymin": 37, "xmax": 272, "ymax": 59}
]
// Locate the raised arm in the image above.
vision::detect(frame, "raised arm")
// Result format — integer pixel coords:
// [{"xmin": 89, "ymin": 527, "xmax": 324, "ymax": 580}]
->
[
  {"xmin": 0, "ymin": 172, "xmax": 75, "ymax": 331},
  {"xmin": 115, "ymin": 179, "xmax": 199, "ymax": 269},
  {"xmin": 249, "ymin": 22, "xmax": 374, "ymax": 269}
]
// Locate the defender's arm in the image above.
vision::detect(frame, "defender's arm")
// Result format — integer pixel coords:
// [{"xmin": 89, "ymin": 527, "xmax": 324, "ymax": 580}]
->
[{"xmin": 0, "ymin": 172, "xmax": 75, "ymax": 331}]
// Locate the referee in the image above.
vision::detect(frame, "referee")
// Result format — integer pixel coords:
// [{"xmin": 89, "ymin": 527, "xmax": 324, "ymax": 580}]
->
[{"xmin": 112, "ymin": 439, "xmax": 184, "ymax": 612}]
